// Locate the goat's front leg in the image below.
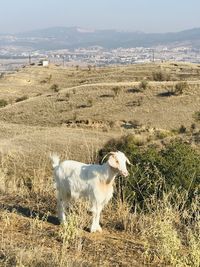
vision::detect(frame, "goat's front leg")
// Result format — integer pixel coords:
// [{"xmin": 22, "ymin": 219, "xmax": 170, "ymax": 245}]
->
[
  {"xmin": 90, "ymin": 204, "xmax": 103, "ymax": 233},
  {"xmin": 57, "ymin": 197, "xmax": 66, "ymax": 224}
]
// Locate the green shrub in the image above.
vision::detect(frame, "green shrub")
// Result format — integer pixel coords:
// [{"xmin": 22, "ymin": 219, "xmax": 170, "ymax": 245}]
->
[
  {"xmin": 0, "ymin": 99, "xmax": 8, "ymax": 108},
  {"xmin": 100, "ymin": 137, "xmax": 200, "ymax": 208}
]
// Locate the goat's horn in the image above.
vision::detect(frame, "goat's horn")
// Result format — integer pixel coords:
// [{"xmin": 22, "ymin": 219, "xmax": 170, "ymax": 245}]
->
[
  {"xmin": 101, "ymin": 152, "xmax": 115, "ymax": 164},
  {"xmin": 126, "ymin": 157, "xmax": 133, "ymax": 166}
]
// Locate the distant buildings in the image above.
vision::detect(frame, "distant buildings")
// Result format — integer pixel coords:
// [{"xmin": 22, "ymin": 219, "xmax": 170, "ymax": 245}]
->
[{"xmin": 0, "ymin": 45, "xmax": 200, "ymax": 72}]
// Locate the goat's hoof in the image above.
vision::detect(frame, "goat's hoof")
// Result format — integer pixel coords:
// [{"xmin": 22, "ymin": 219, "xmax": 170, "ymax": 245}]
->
[
  {"xmin": 60, "ymin": 221, "xmax": 67, "ymax": 226},
  {"xmin": 90, "ymin": 225, "xmax": 102, "ymax": 233}
]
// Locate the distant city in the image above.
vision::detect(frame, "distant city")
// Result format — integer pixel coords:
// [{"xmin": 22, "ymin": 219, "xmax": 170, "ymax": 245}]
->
[{"xmin": 0, "ymin": 45, "xmax": 200, "ymax": 73}]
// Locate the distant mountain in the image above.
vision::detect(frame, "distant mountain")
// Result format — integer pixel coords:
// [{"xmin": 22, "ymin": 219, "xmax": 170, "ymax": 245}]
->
[{"xmin": 1, "ymin": 27, "xmax": 200, "ymax": 50}]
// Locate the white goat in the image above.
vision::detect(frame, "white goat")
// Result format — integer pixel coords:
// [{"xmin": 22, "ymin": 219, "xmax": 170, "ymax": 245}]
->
[{"xmin": 50, "ymin": 151, "xmax": 131, "ymax": 233}]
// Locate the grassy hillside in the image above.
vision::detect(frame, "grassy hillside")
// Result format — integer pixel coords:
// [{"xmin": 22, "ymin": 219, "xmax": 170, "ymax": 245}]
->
[
  {"xmin": 0, "ymin": 62, "xmax": 200, "ymax": 266},
  {"xmin": 0, "ymin": 62, "xmax": 200, "ymax": 129}
]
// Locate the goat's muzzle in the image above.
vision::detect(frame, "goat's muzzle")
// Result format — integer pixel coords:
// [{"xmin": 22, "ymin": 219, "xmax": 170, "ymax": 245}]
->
[{"xmin": 120, "ymin": 171, "xmax": 129, "ymax": 177}]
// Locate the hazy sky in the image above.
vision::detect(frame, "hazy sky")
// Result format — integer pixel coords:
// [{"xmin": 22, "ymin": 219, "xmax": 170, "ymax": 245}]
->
[{"xmin": 0, "ymin": 0, "xmax": 199, "ymax": 34}]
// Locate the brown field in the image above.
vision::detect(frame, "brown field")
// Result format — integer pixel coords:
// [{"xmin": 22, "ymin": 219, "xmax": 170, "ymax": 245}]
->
[{"xmin": 0, "ymin": 62, "xmax": 200, "ymax": 266}]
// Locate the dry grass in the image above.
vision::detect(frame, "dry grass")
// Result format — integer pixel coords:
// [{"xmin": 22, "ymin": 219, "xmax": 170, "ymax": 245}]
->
[
  {"xmin": 0, "ymin": 62, "xmax": 200, "ymax": 266},
  {"xmin": 0, "ymin": 62, "xmax": 200, "ymax": 129},
  {"xmin": 1, "ymin": 145, "xmax": 199, "ymax": 266},
  {"xmin": 112, "ymin": 194, "xmax": 200, "ymax": 266}
]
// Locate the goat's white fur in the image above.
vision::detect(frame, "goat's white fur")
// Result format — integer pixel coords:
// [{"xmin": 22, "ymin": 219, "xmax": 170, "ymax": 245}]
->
[{"xmin": 50, "ymin": 151, "xmax": 130, "ymax": 233}]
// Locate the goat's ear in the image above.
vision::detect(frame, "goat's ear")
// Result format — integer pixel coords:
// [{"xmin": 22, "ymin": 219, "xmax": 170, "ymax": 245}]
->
[{"xmin": 108, "ymin": 155, "xmax": 119, "ymax": 169}]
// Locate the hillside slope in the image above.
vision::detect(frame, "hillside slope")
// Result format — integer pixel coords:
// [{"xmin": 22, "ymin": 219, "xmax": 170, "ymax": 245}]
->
[
  {"xmin": 0, "ymin": 62, "xmax": 200, "ymax": 129},
  {"xmin": 0, "ymin": 62, "xmax": 200, "ymax": 266}
]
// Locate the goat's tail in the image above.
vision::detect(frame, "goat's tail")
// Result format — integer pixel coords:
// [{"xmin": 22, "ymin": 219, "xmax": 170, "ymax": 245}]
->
[{"xmin": 50, "ymin": 153, "xmax": 60, "ymax": 168}]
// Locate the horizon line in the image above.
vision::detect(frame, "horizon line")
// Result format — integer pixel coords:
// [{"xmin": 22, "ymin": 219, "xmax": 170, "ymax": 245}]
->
[{"xmin": 1, "ymin": 25, "xmax": 200, "ymax": 36}]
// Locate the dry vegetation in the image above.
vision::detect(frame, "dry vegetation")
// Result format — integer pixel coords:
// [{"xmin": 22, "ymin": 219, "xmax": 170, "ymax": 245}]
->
[{"xmin": 0, "ymin": 62, "xmax": 200, "ymax": 266}]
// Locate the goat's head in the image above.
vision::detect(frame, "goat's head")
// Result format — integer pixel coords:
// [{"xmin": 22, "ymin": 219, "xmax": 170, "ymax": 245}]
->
[{"xmin": 106, "ymin": 151, "xmax": 131, "ymax": 177}]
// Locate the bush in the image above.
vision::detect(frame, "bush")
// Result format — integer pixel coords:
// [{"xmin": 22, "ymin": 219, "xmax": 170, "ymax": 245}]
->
[
  {"xmin": 178, "ymin": 125, "xmax": 187, "ymax": 133},
  {"xmin": 100, "ymin": 137, "xmax": 200, "ymax": 208},
  {"xmin": 174, "ymin": 82, "xmax": 188, "ymax": 95},
  {"xmin": 15, "ymin": 95, "xmax": 28, "ymax": 102},
  {"xmin": 152, "ymin": 71, "xmax": 171, "ymax": 81},
  {"xmin": 112, "ymin": 86, "xmax": 122, "ymax": 97},
  {"xmin": 159, "ymin": 82, "xmax": 189, "ymax": 97},
  {"xmin": 139, "ymin": 80, "xmax": 148, "ymax": 91},
  {"xmin": 40, "ymin": 79, "xmax": 48, "ymax": 84},
  {"xmin": 50, "ymin": 84, "xmax": 59, "ymax": 92},
  {"xmin": 194, "ymin": 111, "xmax": 200, "ymax": 122},
  {"xmin": 0, "ymin": 73, "xmax": 4, "ymax": 79},
  {"xmin": 65, "ymin": 93, "xmax": 71, "ymax": 100},
  {"xmin": 0, "ymin": 99, "xmax": 8, "ymax": 108},
  {"xmin": 87, "ymin": 98, "xmax": 93, "ymax": 107}
]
